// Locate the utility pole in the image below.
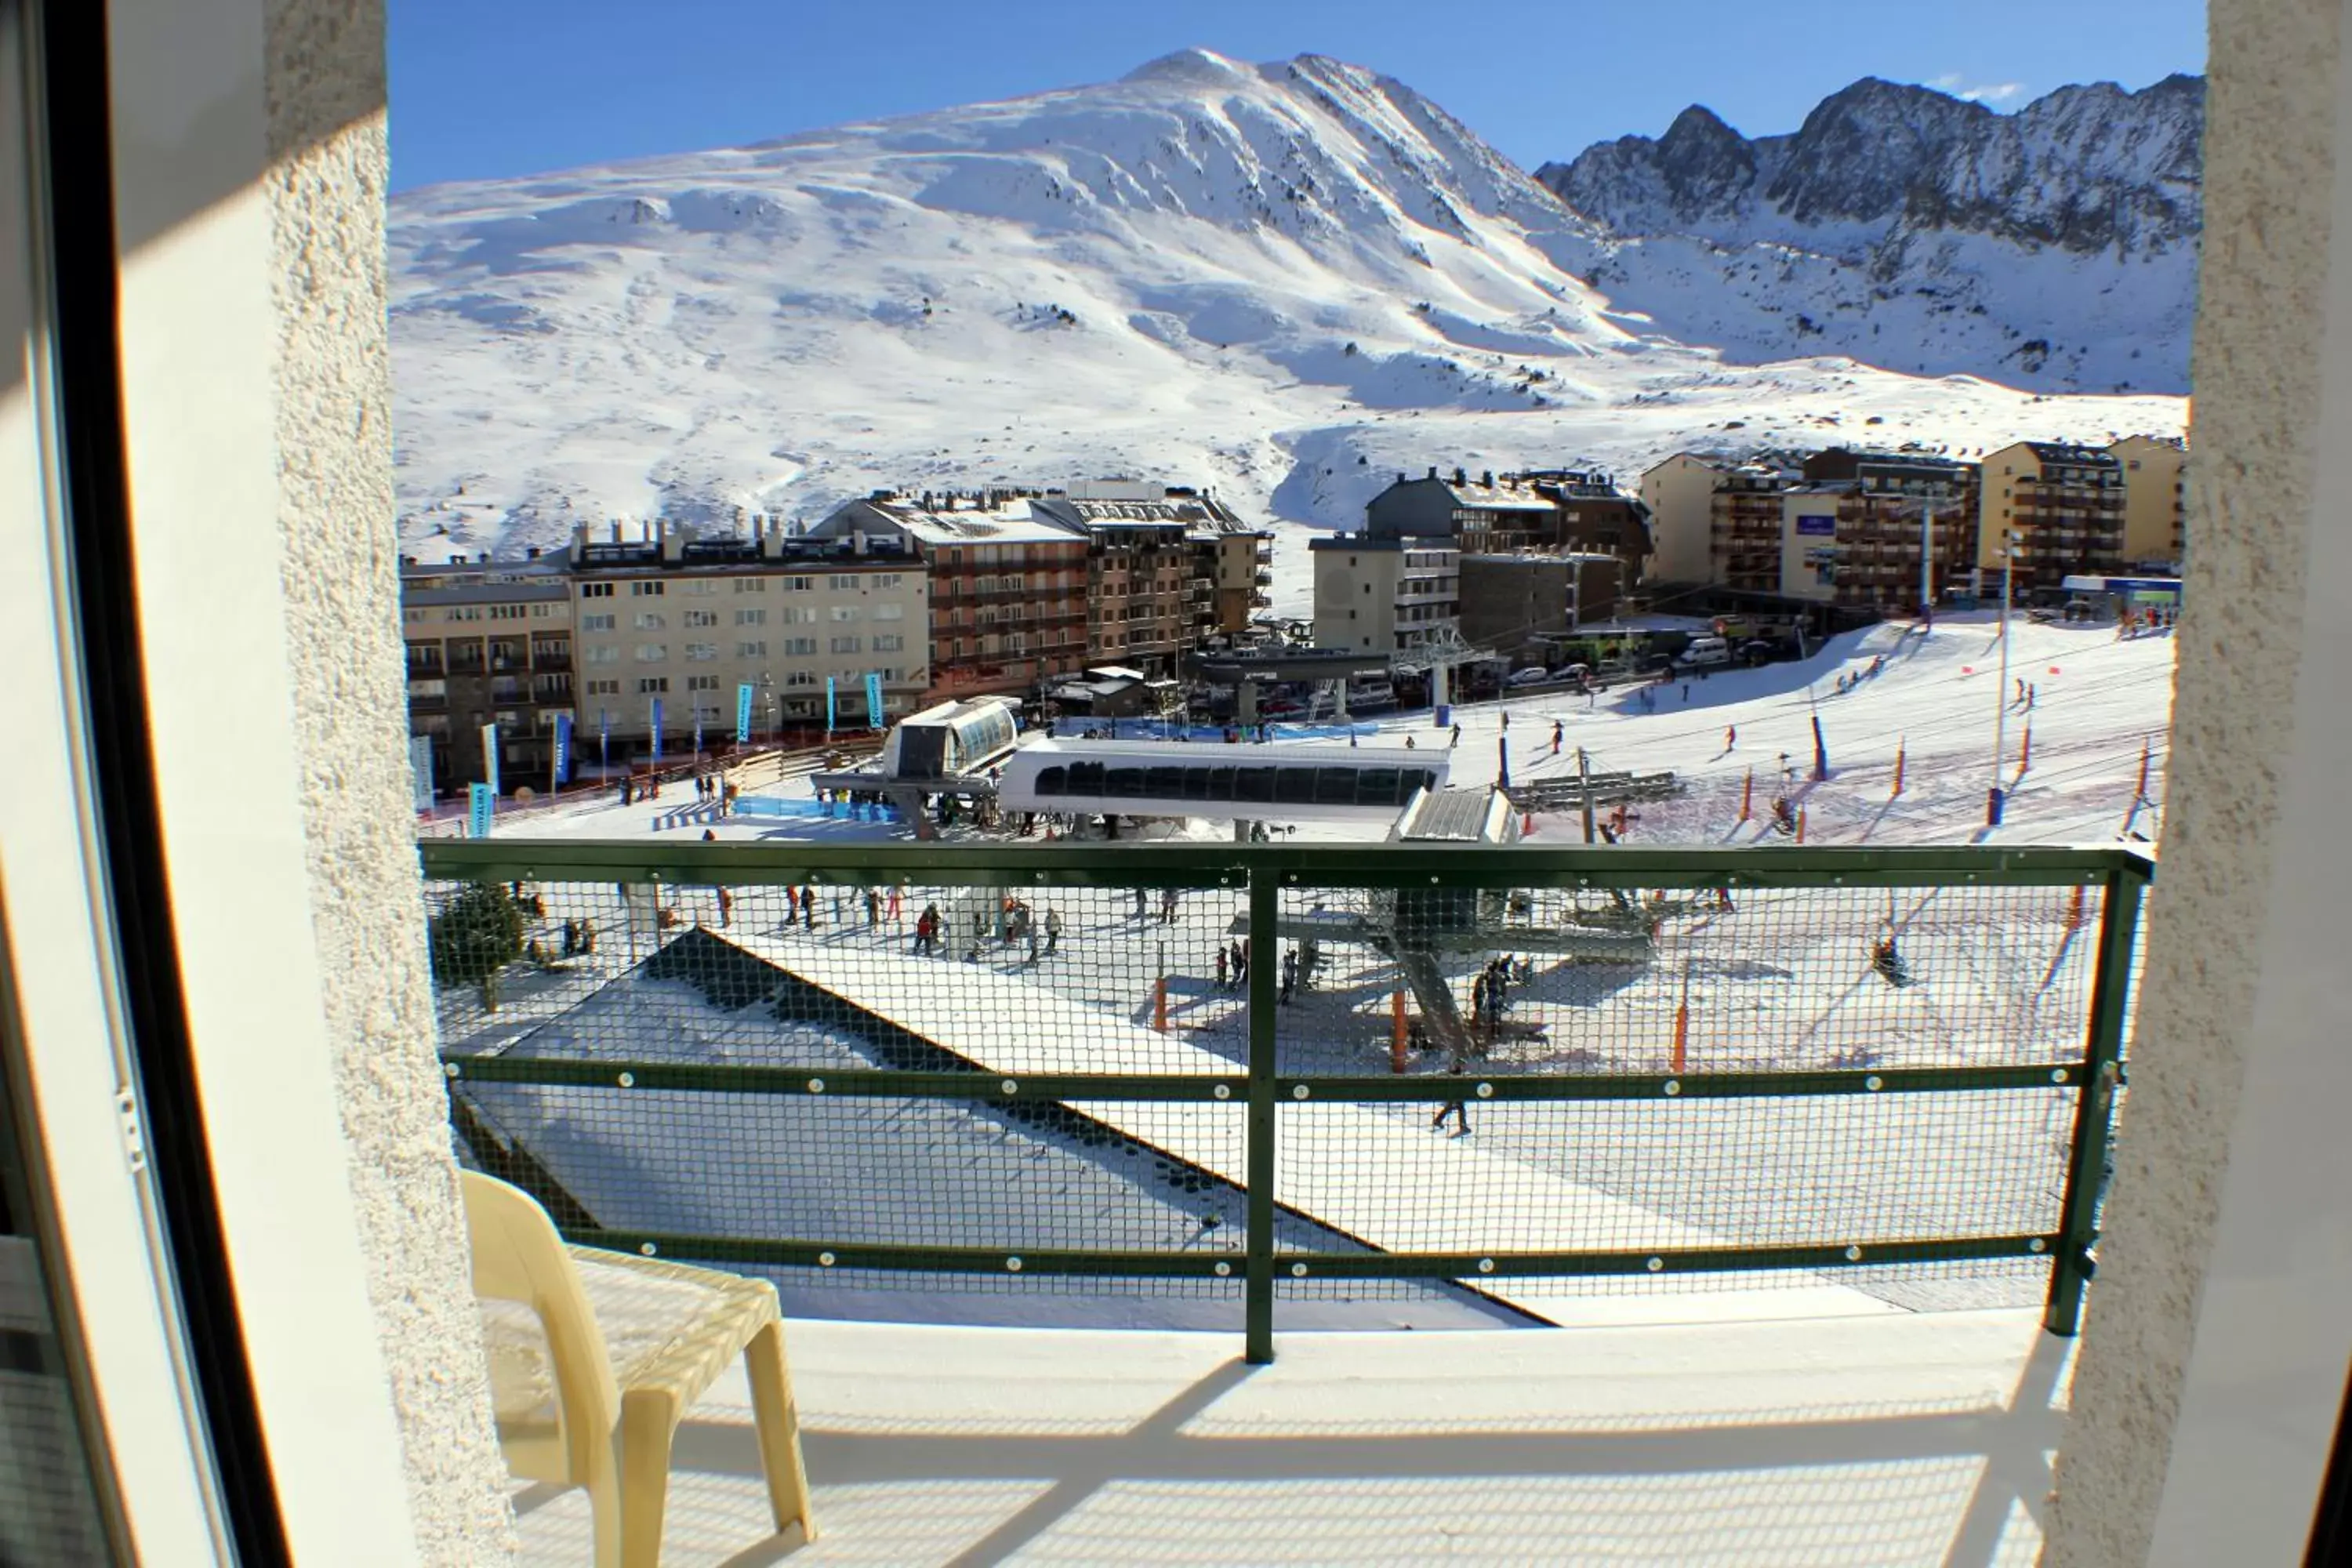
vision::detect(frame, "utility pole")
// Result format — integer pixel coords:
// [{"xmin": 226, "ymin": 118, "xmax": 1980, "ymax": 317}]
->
[
  {"xmin": 1990, "ymin": 531, "xmax": 2016, "ymax": 826},
  {"xmin": 1577, "ymin": 747, "xmax": 1597, "ymax": 844}
]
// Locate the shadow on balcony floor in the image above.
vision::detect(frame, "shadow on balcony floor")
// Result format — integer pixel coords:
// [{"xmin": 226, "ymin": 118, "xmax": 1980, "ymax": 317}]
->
[{"xmin": 510, "ymin": 1307, "xmax": 2067, "ymax": 1566}]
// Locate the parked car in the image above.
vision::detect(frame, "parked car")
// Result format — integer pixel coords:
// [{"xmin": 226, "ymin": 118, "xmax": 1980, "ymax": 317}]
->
[
  {"xmin": 1506, "ymin": 666, "xmax": 1556, "ymax": 688},
  {"xmin": 1737, "ymin": 640, "xmax": 1783, "ymax": 666}
]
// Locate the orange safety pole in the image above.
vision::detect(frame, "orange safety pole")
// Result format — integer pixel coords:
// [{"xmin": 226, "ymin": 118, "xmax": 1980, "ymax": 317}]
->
[
  {"xmin": 1891, "ymin": 739, "xmax": 1905, "ymax": 798},
  {"xmin": 1154, "ymin": 975, "xmax": 1169, "ymax": 1033},
  {"xmin": 1671, "ymin": 1002, "xmax": 1689, "ymax": 1074},
  {"xmin": 2020, "ymin": 723, "xmax": 2032, "ymax": 774},
  {"xmin": 2063, "ymin": 884, "xmax": 2087, "ymax": 934},
  {"xmin": 1522, "ymin": 810, "xmax": 1534, "ymax": 837},
  {"xmin": 1392, "ymin": 987, "xmax": 1409, "ymax": 1073},
  {"xmin": 1739, "ymin": 768, "xmax": 1754, "ymax": 822},
  {"xmin": 1795, "ymin": 807, "xmax": 1807, "ymax": 844},
  {"xmin": 2134, "ymin": 738, "xmax": 2151, "ymax": 800}
]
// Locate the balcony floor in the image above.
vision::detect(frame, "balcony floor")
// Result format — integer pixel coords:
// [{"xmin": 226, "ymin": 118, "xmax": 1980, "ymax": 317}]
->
[{"xmin": 511, "ymin": 1307, "xmax": 2065, "ymax": 1566}]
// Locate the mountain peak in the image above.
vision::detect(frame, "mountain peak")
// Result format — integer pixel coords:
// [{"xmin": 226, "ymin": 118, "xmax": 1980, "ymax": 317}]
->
[{"xmin": 1122, "ymin": 47, "xmax": 1253, "ymax": 86}]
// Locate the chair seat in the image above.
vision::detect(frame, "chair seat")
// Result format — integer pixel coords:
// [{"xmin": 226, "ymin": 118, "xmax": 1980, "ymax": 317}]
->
[{"xmin": 480, "ymin": 1247, "xmax": 777, "ymax": 1444}]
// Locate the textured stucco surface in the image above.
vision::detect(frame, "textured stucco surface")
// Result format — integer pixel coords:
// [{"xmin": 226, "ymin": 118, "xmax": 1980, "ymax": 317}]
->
[
  {"xmin": 261, "ymin": 0, "xmax": 517, "ymax": 1558},
  {"xmin": 2045, "ymin": 2, "xmax": 2338, "ymax": 1563}
]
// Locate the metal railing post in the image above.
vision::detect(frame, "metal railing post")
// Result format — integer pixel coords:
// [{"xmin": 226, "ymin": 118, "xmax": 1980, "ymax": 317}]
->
[
  {"xmin": 1244, "ymin": 862, "xmax": 1279, "ymax": 1364},
  {"xmin": 2044, "ymin": 862, "xmax": 2147, "ymax": 1335}
]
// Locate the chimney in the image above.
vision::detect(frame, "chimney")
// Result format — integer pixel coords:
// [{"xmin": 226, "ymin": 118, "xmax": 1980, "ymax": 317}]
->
[
  {"xmin": 609, "ymin": 520, "xmax": 622, "ymax": 544},
  {"xmin": 1481, "ymin": 470, "xmax": 1494, "ymax": 488},
  {"xmin": 1426, "ymin": 466, "xmax": 1438, "ymax": 481},
  {"xmin": 525, "ymin": 546, "xmax": 540, "ymax": 560},
  {"xmin": 1397, "ymin": 472, "xmax": 1407, "ymax": 485},
  {"xmin": 662, "ymin": 521, "xmax": 687, "ymax": 563},
  {"xmin": 852, "ymin": 529, "xmax": 869, "ymax": 557},
  {"xmin": 1453, "ymin": 467, "xmax": 1466, "ymax": 487}
]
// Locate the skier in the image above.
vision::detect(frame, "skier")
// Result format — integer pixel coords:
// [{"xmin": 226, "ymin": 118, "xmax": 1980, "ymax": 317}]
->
[
  {"xmin": 1134, "ymin": 887, "xmax": 1149, "ymax": 920},
  {"xmin": 1406, "ymin": 735, "xmax": 1417, "ymax": 750},
  {"xmin": 1279, "ymin": 947, "xmax": 1298, "ymax": 1005},
  {"xmin": 1044, "ymin": 906, "xmax": 1063, "ymax": 954},
  {"xmin": 1450, "ymin": 724, "xmax": 1461, "ymax": 750},
  {"xmin": 1216, "ymin": 948, "xmax": 1229, "ymax": 991},
  {"xmin": 716, "ymin": 887, "xmax": 733, "ymax": 928},
  {"xmin": 702, "ymin": 828, "xmax": 716, "ymax": 842},
  {"xmin": 1871, "ymin": 935, "xmax": 1911, "ymax": 988},
  {"xmin": 1552, "ymin": 720, "xmax": 1564, "ymax": 755},
  {"xmin": 865, "ymin": 887, "xmax": 881, "ymax": 927},
  {"xmin": 800, "ymin": 884, "xmax": 816, "ymax": 929},
  {"xmin": 887, "ymin": 884, "xmax": 903, "ymax": 923},
  {"xmin": 1770, "ymin": 796, "xmax": 1796, "ymax": 837},
  {"xmin": 1724, "ymin": 724, "xmax": 1737, "ymax": 753},
  {"xmin": 785, "ymin": 884, "xmax": 799, "ymax": 923}
]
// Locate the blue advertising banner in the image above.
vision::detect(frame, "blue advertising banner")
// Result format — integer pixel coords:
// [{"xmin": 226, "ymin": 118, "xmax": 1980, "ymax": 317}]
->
[
  {"xmin": 552, "ymin": 712, "xmax": 573, "ymax": 785},
  {"xmin": 467, "ymin": 782, "xmax": 495, "ymax": 839},
  {"xmin": 649, "ymin": 697, "xmax": 664, "ymax": 761},
  {"xmin": 826, "ymin": 676, "xmax": 837, "ymax": 733},
  {"xmin": 865, "ymin": 671, "xmax": 884, "ymax": 730},
  {"xmin": 598, "ymin": 707, "xmax": 610, "ymax": 771},
  {"xmin": 736, "ymin": 683, "xmax": 754, "ymax": 743},
  {"xmin": 1795, "ymin": 514, "xmax": 1836, "ymax": 537}
]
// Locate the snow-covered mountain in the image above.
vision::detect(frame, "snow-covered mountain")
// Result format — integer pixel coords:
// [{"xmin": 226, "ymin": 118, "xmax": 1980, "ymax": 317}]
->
[
  {"xmin": 1537, "ymin": 75, "xmax": 2203, "ymax": 394},
  {"xmin": 389, "ymin": 50, "xmax": 2187, "ymax": 565}
]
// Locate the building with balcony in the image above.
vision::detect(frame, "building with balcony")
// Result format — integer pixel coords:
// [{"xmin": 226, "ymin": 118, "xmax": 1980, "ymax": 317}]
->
[
  {"xmin": 1976, "ymin": 441, "xmax": 2128, "ymax": 597},
  {"xmin": 566, "ymin": 518, "xmax": 931, "ymax": 757},
  {"xmin": 810, "ymin": 494, "xmax": 1091, "ymax": 700},
  {"xmin": 1309, "ymin": 534, "xmax": 1461, "ymax": 654},
  {"xmin": 1365, "ymin": 465, "xmax": 1652, "ymax": 587},
  {"xmin": 398, "ymin": 556, "xmax": 573, "ymax": 793},
  {"xmin": 1769, "ymin": 452, "xmax": 1981, "ymax": 616},
  {"xmin": 1711, "ymin": 460, "xmax": 1798, "ymax": 593}
]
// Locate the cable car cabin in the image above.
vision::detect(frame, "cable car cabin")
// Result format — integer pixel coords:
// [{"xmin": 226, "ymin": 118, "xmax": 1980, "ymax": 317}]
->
[
  {"xmin": 875, "ymin": 698, "xmax": 1021, "ymax": 782},
  {"xmin": 996, "ymin": 739, "xmax": 1449, "ymax": 823}
]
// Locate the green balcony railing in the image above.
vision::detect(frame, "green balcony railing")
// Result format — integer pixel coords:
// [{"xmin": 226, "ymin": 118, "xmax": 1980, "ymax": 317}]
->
[{"xmin": 420, "ymin": 840, "xmax": 2150, "ymax": 1363}]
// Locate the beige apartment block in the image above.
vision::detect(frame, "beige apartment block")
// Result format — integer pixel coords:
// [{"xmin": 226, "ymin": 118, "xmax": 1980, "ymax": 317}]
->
[
  {"xmin": 1309, "ymin": 534, "xmax": 1461, "ymax": 654},
  {"xmin": 1638, "ymin": 452, "xmax": 1721, "ymax": 585},
  {"xmin": 1975, "ymin": 440, "xmax": 2127, "ymax": 594},
  {"xmin": 2109, "ymin": 432, "xmax": 2189, "ymax": 567}
]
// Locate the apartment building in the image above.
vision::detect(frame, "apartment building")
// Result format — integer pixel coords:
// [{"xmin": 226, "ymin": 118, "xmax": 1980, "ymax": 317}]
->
[
  {"xmin": 1457, "ymin": 552, "xmax": 1624, "ymax": 655},
  {"xmin": 810, "ymin": 495, "xmax": 1091, "ymax": 699},
  {"xmin": 2108, "ymin": 433, "xmax": 2188, "ymax": 568},
  {"xmin": 1639, "ymin": 452, "xmax": 1722, "ymax": 585},
  {"xmin": 1028, "ymin": 485, "xmax": 1217, "ymax": 676},
  {"xmin": 1977, "ymin": 441, "xmax": 2128, "ymax": 597},
  {"xmin": 1365, "ymin": 465, "xmax": 1652, "ymax": 585},
  {"xmin": 398, "ymin": 554, "xmax": 573, "ymax": 793},
  {"xmin": 568, "ymin": 519, "xmax": 930, "ymax": 756},
  {"xmin": 1309, "ymin": 534, "xmax": 1461, "ymax": 654},
  {"xmin": 1711, "ymin": 462, "xmax": 1797, "ymax": 593}
]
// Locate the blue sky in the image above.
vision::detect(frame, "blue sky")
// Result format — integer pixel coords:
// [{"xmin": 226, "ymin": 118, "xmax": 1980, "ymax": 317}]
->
[{"xmin": 388, "ymin": 0, "xmax": 2205, "ymax": 192}]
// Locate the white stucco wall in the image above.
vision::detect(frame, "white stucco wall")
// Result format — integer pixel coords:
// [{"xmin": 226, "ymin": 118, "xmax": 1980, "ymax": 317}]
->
[
  {"xmin": 257, "ymin": 0, "xmax": 519, "ymax": 1557},
  {"xmin": 2046, "ymin": 1, "xmax": 2351, "ymax": 1562}
]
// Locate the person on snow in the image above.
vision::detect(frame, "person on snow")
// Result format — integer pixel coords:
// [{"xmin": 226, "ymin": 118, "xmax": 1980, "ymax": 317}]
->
[
  {"xmin": 1432, "ymin": 1057, "xmax": 1471, "ymax": 1136},
  {"xmin": 1044, "ymin": 906, "xmax": 1063, "ymax": 954},
  {"xmin": 1552, "ymin": 720, "xmax": 1564, "ymax": 755},
  {"xmin": 1450, "ymin": 724, "xmax": 1461, "ymax": 749},
  {"xmin": 1216, "ymin": 948, "xmax": 1230, "ymax": 991},
  {"xmin": 1771, "ymin": 796, "xmax": 1797, "ymax": 837},
  {"xmin": 1724, "ymin": 725, "xmax": 1737, "ymax": 753},
  {"xmin": 1871, "ymin": 935, "xmax": 1911, "ymax": 988},
  {"xmin": 1279, "ymin": 947, "xmax": 1298, "ymax": 1006}
]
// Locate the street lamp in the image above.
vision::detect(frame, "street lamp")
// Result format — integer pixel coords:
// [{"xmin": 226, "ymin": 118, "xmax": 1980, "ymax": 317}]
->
[
  {"xmin": 1989, "ymin": 528, "xmax": 2020, "ymax": 826},
  {"xmin": 760, "ymin": 673, "xmax": 777, "ymax": 746}
]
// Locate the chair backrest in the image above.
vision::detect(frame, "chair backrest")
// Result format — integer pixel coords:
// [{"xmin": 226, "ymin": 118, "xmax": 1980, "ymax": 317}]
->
[{"xmin": 461, "ymin": 1171, "xmax": 621, "ymax": 1485}]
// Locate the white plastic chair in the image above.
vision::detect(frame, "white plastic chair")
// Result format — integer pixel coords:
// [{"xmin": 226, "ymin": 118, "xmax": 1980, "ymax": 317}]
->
[{"xmin": 462, "ymin": 1171, "xmax": 816, "ymax": 1566}]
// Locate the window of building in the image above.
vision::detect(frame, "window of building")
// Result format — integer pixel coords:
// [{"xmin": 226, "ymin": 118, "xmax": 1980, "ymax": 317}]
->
[
  {"xmin": 783, "ymin": 575, "xmax": 813, "ymax": 592},
  {"xmin": 686, "ymin": 674, "xmax": 720, "ymax": 691},
  {"xmin": 832, "ymin": 575, "xmax": 860, "ymax": 591},
  {"xmin": 873, "ymin": 603, "xmax": 903, "ymax": 622},
  {"xmin": 633, "ymin": 644, "xmax": 667, "ymax": 662},
  {"xmin": 737, "ymin": 640, "xmax": 766, "ymax": 659},
  {"xmin": 630, "ymin": 580, "xmax": 665, "ymax": 596},
  {"xmin": 785, "ymin": 671, "xmax": 816, "ymax": 688},
  {"xmin": 830, "ymin": 604, "xmax": 862, "ymax": 623},
  {"xmin": 408, "ymin": 678, "xmax": 445, "ymax": 699},
  {"xmin": 582, "ymin": 582, "xmax": 615, "ymax": 598},
  {"xmin": 873, "ymin": 633, "xmax": 904, "ymax": 652},
  {"xmin": 581, "ymin": 612, "xmax": 615, "ymax": 631},
  {"xmin": 781, "ymin": 637, "xmax": 816, "ymax": 655},
  {"xmin": 694, "ymin": 704, "xmax": 722, "ymax": 724},
  {"xmin": 586, "ymin": 678, "xmax": 620, "ymax": 696},
  {"xmin": 829, "ymin": 635, "xmax": 862, "ymax": 654},
  {"xmin": 735, "ymin": 577, "xmax": 767, "ymax": 593},
  {"xmin": 633, "ymin": 611, "xmax": 665, "ymax": 630},
  {"xmin": 682, "ymin": 579, "xmax": 716, "ymax": 595},
  {"xmin": 585, "ymin": 646, "xmax": 618, "ymax": 666},
  {"xmin": 637, "ymin": 677, "xmax": 668, "ymax": 694},
  {"xmin": 872, "ymin": 572, "xmax": 902, "ymax": 589},
  {"xmin": 684, "ymin": 643, "xmax": 717, "ymax": 662},
  {"xmin": 684, "ymin": 608, "xmax": 718, "ymax": 627},
  {"xmin": 735, "ymin": 607, "xmax": 766, "ymax": 626},
  {"xmin": 488, "ymin": 604, "xmax": 526, "ymax": 620}
]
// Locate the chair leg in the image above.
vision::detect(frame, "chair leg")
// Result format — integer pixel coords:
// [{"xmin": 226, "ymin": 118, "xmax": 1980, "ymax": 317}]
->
[
  {"xmin": 619, "ymin": 1388, "xmax": 681, "ymax": 1568},
  {"xmin": 586, "ymin": 1432, "xmax": 623, "ymax": 1568},
  {"xmin": 744, "ymin": 1321, "xmax": 817, "ymax": 1541}
]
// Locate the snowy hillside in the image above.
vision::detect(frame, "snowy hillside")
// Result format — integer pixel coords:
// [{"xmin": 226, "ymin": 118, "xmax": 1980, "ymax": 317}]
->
[
  {"xmin": 390, "ymin": 50, "xmax": 2187, "ymax": 563},
  {"xmin": 1539, "ymin": 75, "xmax": 2203, "ymax": 394}
]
